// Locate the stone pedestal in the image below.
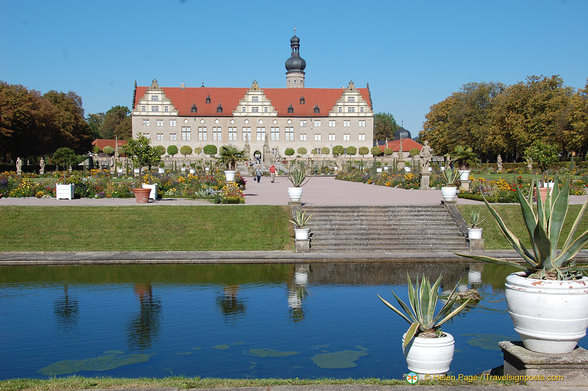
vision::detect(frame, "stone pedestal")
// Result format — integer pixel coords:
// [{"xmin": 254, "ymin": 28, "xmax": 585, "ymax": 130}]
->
[
  {"xmin": 499, "ymin": 341, "xmax": 588, "ymax": 386},
  {"xmin": 420, "ymin": 172, "xmax": 431, "ymax": 190},
  {"xmin": 460, "ymin": 179, "xmax": 471, "ymax": 192},
  {"xmin": 295, "ymin": 239, "xmax": 310, "ymax": 253},
  {"xmin": 469, "ymin": 238, "xmax": 484, "ymax": 252},
  {"xmin": 288, "ymin": 201, "xmax": 302, "ymax": 208}
]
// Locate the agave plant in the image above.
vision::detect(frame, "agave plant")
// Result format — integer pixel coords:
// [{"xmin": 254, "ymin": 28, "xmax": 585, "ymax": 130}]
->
[
  {"xmin": 288, "ymin": 168, "xmax": 310, "ymax": 187},
  {"xmin": 468, "ymin": 210, "xmax": 485, "ymax": 229},
  {"xmin": 459, "ymin": 178, "xmax": 588, "ymax": 280},
  {"xmin": 378, "ymin": 275, "xmax": 470, "ymax": 348},
  {"xmin": 441, "ymin": 166, "xmax": 458, "ymax": 186},
  {"xmin": 290, "ymin": 208, "xmax": 311, "ymax": 228}
]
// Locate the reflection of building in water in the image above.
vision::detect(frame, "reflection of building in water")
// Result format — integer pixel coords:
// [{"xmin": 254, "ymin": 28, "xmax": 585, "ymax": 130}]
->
[
  {"xmin": 128, "ymin": 283, "xmax": 161, "ymax": 350},
  {"xmin": 288, "ymin": 264, "xmax": 310, "ymax": 322},
  {"xmin": 217, "ymin": 285, "xmax": 246, "ymax": 322},
  {"xmin": 54, "ymin": 284, "xmax": 79, "ymax": 329}
]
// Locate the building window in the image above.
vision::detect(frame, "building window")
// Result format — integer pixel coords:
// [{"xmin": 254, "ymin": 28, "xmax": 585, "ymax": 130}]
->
[
  {"xmin": 181, "ymin": 127, "xmax": 191, "ymax": 141},
  {"xmin": 359, "ymin": 120, "xmax": 366, "ymax": 127},
  {"xmin": 359, "ymin": 133, "xmax": 366, "ymax": 141},
  {"xmin": 300, "ymin": 96, "xmax": 305, "ymax": 104},
  {"xmin": 143, "ymin": 133, "xmax": 150, "ymax": 139},
  {"xmin": 198, "ymin": 126, "xmax": 207, "ymax": 141},
  {"xmin": 170, "ymin": 133, "xmax": 177, "ymax": 141},
  {"xmin": 142, "ymin": 119, "xmax": 150, "ymax": 126},
  {"xmin": 329, "ymin": 134, "xmax": 336, "ymax": 141},
  {"xmin": 170, "ymin": 119, "xmax": 176, "ymax": 126},
  {"xmin": 206, "ymin": 95, "xmax": 211, "ymax": 104},
  {"xmin": 343, "ymin": 134, "xmax": 350, "ymax": 141},
  {"xmin": 152, "ymin": 95, "xmax": 159, "ymax": 101},
  {"xmin": 252, "ymin": 107, "xmax": 259, "ymax": 113},
  {"xmin": 299, "ymin": 133, "xmax": 307, "ymax": 141},
  {"xmin": 314, "ymin": 105, "xmax": 320, "ymax": 113},
  {"xmin": 270, "ymin": 127, "xmax": 280, "ymax": 141},
  {"xmin": 156, "ymin": 133, "xmax": 164, "ymax": 141},
  {"xmin": 242, "ymin": 107, "xmax": 246, "ymax": 112},
  {"xmin": 213, "ymin": 127, "xmax": 222, "ymax": 141},
  {"xmin": 288, "ymin": 105, "xmax": 294, "ymax": 113},
  {"xmin": 360, "ymin": 107, "xmax": 365, "ymax": 112},
  {"xmin": 141, "ymin": 106, "xmax": 146, "ymax": 112},
  {"xmin": 338, "ymin": 107, "xmax": 342, "ymax": 113},
  {"xmin": 348, "ymin": 107, "xmax": 355, "ymax": 113},
  {"xmin": 314, "ymin": 120, "xmax": 321, "ymax": 127},
  {"xmin": 156, "ymin": 120, "xmax": 163, "ymax": 127},
  {"xmin": 252, "ymin": 96, "xmax": 259, "ymax": 102},
  {"xmin": 217, "ymin": 104, "xmax": 223, "ymax": 113},
  {"xmin": 191, "ymin": 104, "xmax": 197, "ymax": 113},
  {"xmin": 285, "ymin": 127, "xmax": 294, "ymax": 141},
  {"xmin": 228, "ymin": 127, "xmax": 237, "ymax": 141},
  {"xmin": 242, "ymin": 127, "xmax": 251, "ymax": 141},
  {"xmin": 314, "ymin": 134, "xmax": 322, "ymax": 141},
  {"xmin": 152, "ymin": 106, "xmax": 159, "ymax": 112},
  {"xmin": 344, "ymin": 120, "xmax": 351, "ymax": 127},
  {"xmin": 264, "ymin": 106, "xmax": 268, "ymax": 113},
  {"xmin": 164, "ymin": 106, "xmax": 169, "ymax": 112},
  {"xmin": 256, "ymin": 127, "xmax": 266, "ymax": 141},
  {"xmin": 300, "ymin": 120, "xmax": 307, "ymax": 127},
  {"xmin": 348, "ymin": 96, "xmax": 355, "ymax": 102},
  {"xmin": 329, "ymin": 120, "xmax": 336, "ymax": 127}
]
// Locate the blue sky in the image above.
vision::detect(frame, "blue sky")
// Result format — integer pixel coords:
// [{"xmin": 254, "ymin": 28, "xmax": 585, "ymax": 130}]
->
[{"xmin": 1, "ymin": 0, "xmax": 587, "ymax": 135}]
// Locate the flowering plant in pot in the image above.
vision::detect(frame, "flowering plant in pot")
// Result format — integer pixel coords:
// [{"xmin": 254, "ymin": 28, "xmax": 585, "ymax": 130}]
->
[
  {"xmin": 290, "ymin": 208, "xmax": 311, "ymax": 240},
  {"xmin": 459, "ymin": 178, "xmax": 588, "ymax": 354},
  {"xmin": 287, "ymin": 167, "xmax": 310, "ymax": 202},
  {"xmin": 378, "ymin": 275, "xmax": 470, "ymax": 376}
]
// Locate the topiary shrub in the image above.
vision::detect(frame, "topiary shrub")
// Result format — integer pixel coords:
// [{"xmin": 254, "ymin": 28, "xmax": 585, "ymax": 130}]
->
[
  {"xmin": 180, "ymin": 145, "xmax": 193, "ymax": 157},
  {"xmin": 285, "ymin": 148, "xmax": 295, "ymax": 156}
]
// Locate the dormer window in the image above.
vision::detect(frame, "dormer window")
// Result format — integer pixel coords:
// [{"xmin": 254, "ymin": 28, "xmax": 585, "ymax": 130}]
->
[
  {"xmin": 151, "ymin": 95, "xmax": 159, "ymax": 101},
  {"xmin": 216, "ymin": 104, "xmax": 223, "ymax": 113},
  {"xmin": 252, "ymin": 96, "xmax": 259, "ymax": 102},
  {"xmin": 300, "ymin": 96, "xmax": 305, "ymax": 104},
  {"xmin": 191, "ymin": 104, "xmax": 197, "ymax": 113},
  {"xmin": 313, "ymin": 105, "xmax": 320, "ymax": 114},
  {"xmin": 288, "ymin": 105, "xmax": 294, "ymax": 113},
  {"xmin": 206, "ymin": 95, "xmax": 211, "ymax": 104},
  {"xmin": 348, "ymin": 96, "xmax": 355, "ymax": 102}
]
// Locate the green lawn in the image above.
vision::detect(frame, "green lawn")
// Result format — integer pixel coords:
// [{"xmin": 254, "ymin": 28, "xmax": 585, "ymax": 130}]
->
[
  {"xmin": 458, "ymin": 204, "xmax": 588, "ymax": 250},
  {"xmin": 0, "ymin": 205, "xmax": 293, "ymax": 251}
]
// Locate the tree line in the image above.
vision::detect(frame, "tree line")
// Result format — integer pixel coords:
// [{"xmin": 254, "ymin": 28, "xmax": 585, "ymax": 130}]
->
[{"xmin": 418, "ymin": 75, "xmax": 588, "ymax": 162}]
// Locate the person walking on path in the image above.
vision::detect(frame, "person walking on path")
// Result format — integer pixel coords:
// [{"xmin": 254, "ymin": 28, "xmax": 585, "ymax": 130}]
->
[
  {"xmin": 255, "ymin": 165, "xmax": 262, "ymax": 183},
  {"xmin": 269, "ymin": 164, "xmax": 276, "ymax": 183}
]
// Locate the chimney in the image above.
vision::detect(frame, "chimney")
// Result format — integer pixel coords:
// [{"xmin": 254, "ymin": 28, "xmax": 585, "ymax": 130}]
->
[{"xmin": 180, "ymin": 83, "xmax": 185, "ymax": 90}]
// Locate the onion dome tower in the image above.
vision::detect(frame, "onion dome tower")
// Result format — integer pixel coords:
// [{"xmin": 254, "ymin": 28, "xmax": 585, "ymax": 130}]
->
[{"xmin": 285, "ymin": 30, "xmax": 306, "ymax": 88}]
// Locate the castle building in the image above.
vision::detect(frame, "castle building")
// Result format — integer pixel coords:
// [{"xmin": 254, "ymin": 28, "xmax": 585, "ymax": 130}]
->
[{"xmin": 131, "ymin": 34, "xmax": 374, "ymax": 161}]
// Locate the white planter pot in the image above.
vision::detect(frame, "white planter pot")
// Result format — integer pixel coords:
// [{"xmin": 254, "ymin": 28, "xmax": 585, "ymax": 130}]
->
[
  {"xmin": 158, "ymin": 168, "xmax": 165, "ymax": 174},
  {"xmin": 224, "ymin": 170, "xmax": 236, "ymax": 182},
  {"xmin": 468, "ymin": 270, "xmax": 482, "ymax": 285},
  {"xmin": 505, "ymin": 272, "xmax": 588, "ymax": 354},
  {"xmin": 189, "ymin": 168, "xmax": 195, "ymax": 174},
  {"xmin": 441, "ymin": 186, "xmax": 457, "ymax": 202},
  {"xmin": 141, "ymin": 183, "xmax": 158, "ymax": 200},
  {"xmin": 458, "ymin": 169, "xmax": 470, "ymax": 181},
  {"xmin": 55, "ymin": 184, "xmax": 74, "ymax": 200},
  {"xmin": 404, "ymin": 167, "xmax": 411, "ymax": 172},
  {"xmin": 467, "ymin": 228, "xmax": 483, "ymax": 240},
  {"xmin": 294, "ymin": 228, "xmax": 310, "ymax": 241},
  {"xmin": 402, "ymin": 332, "xmax": 455, "ymax": 376},
  {"xmin": 288, "ymin": 187, "xmax": 303, "ymax": 202}
]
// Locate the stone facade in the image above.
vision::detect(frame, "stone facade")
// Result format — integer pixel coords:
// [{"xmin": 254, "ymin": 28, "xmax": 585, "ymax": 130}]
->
[{"xmin": 131, "ymin": 35, "xmax": 374, "ymax": 162}]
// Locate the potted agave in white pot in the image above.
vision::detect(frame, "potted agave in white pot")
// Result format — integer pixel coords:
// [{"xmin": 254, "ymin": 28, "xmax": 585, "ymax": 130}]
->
[
  {"xmin": 467, "ymin": 210, "xmax": 485, "ymax": 240},
  {"xmin": 440, "ymin": 166, "xmax": 458, "ymax": 202},
  {"xmin": 290, "ymin": 208, "xmax": 311, "ymax": 240},
  {"xmin": 460, "ymin": 178, "xmax": 588, "ymax": 354},
  {"xmin": 288, "ymin": 167, "xmax": 310, "ymax": 202},
  {"xmin": 378, "ymin": 275, "xmax": 470, "ymax": 376}
]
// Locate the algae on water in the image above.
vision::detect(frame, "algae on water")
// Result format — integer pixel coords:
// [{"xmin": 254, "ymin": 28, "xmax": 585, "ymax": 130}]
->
[
  {"xmin": 38, "ymin": 352, "xmax": 153, "ymax": 376},
  {"xmin": 311, "ymin": 346, "xmax": 368, "ymax": 369},
  {"xmin": 248, "ymin": 348, "xmax": 299, "ymax": 358}
]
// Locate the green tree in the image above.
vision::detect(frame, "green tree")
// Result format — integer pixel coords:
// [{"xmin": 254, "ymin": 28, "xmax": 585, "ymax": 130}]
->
[
  {"xmin": 371, "ymin": 146, "xmax": 382, "ymax": 156},
  {"xmin": 52, "ymin": 147, "xmax": 78, "ymax": 171},
  {"xmin": 285, "ymin": 148, "xmax": 295, "ymax": 156},
  {"xmin": 321, "ymin": 147, "xmax": 330, "ymax": 155},
  {"xmin": 524, "ymin": 140, "xmax": 559, "ymax": 175},
  {"xmin": 44, "ymin": 90, "xmax": 93, "ymax": 154},
  {"xmin": 383, "ymin": 147, "xmax": 394, "ymax": 156},
  {"xmin": 218, "ymin": 145, "xmax": 245, "ymax": 170},
  {"xmin": 374, "ymin": 113, "xmax": 399, "ymax": 141},
  {"xmin": 99, "ymin": 106, "xmax": 132, "ymax": 140},
  {"xmin": 194, "ymin": 146, "xmax": 202, "ymax": 156},
  {"xmin": 451, "ymin": 145, "xmax": 479, "ymax": 169},
  {"xmin": 565, "ymin": 82, "xmax": 588, "ymax": 159},
  {"xmin": 346, "ymin": 146, "xmax": 357, "ymax": 156},
  {"xmin": 87, "ymin": 113, "xmax": 105, "ymax": 138},
  {"xmin": 102, "ymin": 146, "xmax": 115, "ymax": 155},
  {"xmin": 167, "ymin": 145, "xmax": 178, "ymax": 157},
  {"xmin": 180, "ymin": 145, "xmax": 193, "ymax": 157},
  {"xmin": 359, "ymin": 146, "xmax": 369, "ymax": 156},
  {"xmin": 297, "ymin": 147, "xmax": 307, "ymax": 155},
  {"xmin": 332, "ymin": 145, "xmax": 344, "ymax": 156},
  {"xmin": 124, "ymin": 136, "xmax": 161, "ymax": 178},
  {"xmin": 153, "ymin": 145, "xmax": 166, "ymax": 156},
  {"xmin": 203, "ymin": 144, "xmax": 217, "ymax": 157}
]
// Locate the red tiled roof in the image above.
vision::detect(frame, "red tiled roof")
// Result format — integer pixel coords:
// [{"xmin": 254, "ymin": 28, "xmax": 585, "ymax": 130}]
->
[
  {"xmin": 134, "ymin": 86, "xmax": 372, "ymax": 117},
  {"xmin": 92, "ymin": 139, "xmax": 127, "ymax": 150},
  {"xmin": 379, "ymin": 139, "xmax": 423, "ymax": 152}
]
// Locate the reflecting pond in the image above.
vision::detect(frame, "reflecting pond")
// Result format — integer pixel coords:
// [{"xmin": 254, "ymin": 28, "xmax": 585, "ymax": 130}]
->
[{"xmin": 1, "ymin": 262, "xmax": 585, "ymax": 380}]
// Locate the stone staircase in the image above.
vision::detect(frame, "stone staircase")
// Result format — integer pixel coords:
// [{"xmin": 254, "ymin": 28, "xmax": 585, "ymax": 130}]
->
[{"xmin": 303, "ymin": 205, "xmax": 468, "ymax": 252}]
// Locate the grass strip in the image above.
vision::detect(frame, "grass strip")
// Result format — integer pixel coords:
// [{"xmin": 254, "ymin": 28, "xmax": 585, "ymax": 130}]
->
[
  {"xmin": 0, "ymin": 206, "xmax": 292, "ymax": 251},
  {"xmin": 457, "ymin": 204, "xmax": 588, "ymax": 250},
  {"xmin": 0, "ymin": 376, "xmax": 515, "ymax": 391}
]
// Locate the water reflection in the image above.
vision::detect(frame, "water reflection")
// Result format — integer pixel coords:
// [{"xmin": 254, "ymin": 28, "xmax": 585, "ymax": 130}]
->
[
  {"xmin": 288, "ymin": 264, "xmax": 310, "ymax": 322},
  {"xmin": 127, "ymin": 283, "xmax": 161, "ymax": 349},
  {"xmin": 217, "ymin": 285, "xmax": 246, "ymax": 322},
  {"xmin": 53, "ymin": 284, "xmax": 78, "ymax": 329}
]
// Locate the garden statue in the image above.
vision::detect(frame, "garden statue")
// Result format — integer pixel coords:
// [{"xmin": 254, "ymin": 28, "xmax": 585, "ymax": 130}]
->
[
  {"xmin": 497, "ymin": 154, "xmax": 503, "ymax": 173},
  {"xmin": 39, "ymin": 157, "xmax": 45, "ymax": 175},
  {"xmin": 419, "ymin": 141, "xmax": 432, "ymax": 173},
  {"xmin": 16, "ymin": 157, "xmax": 22, "ymax": 175}
]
